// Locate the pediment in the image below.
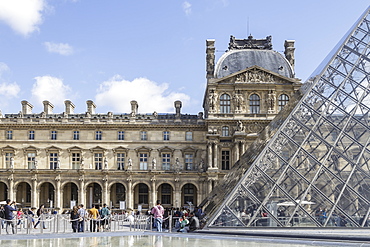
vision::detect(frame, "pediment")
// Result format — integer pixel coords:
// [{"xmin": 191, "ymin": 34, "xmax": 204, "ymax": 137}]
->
[{"xmin": 214, "ymin": 65, "xmax": 299, "ymax": 84}]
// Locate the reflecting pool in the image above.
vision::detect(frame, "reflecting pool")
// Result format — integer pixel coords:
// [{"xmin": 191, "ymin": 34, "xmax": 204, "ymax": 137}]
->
[{"xmin": 0, "ymin": 234, "xmax": 339, "ymax": 247}]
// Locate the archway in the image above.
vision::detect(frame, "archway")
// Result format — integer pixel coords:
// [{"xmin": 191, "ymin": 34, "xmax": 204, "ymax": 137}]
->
[
  {"xmin": 86, "ymin": 183, "xmax": 102, "ymax": 209},
  {"xmin": 134, "ymin": 183, "xmax": 149, "ymax": 209},
  {"xmin": 0, "ymin": 182, "xmax": 8, "ymax": 201},
  {"xmin": 39, "ymin": 182, "xmax": 55, "ymax": 208},
  {"xmin": 158, "ymin": 183, "xmax": 173, "ymax": 208},
  {"xmin": 110, "ymin": 183, "xmax": 126, "ymax": 209},
  {"xmin": 181, "ymin": 183, "xmax": 197, "ymax": 207},
  {"xmin": 16, "ymin": 182, "xmax": 31, "ymax": 208},
  {"xmin": 62, "ymin": 182, "xmax": 79, "ymax": 209}
]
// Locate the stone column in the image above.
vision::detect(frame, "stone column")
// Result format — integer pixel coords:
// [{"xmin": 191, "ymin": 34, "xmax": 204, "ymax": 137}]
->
[
  {"xmin": 208, "ymin": 179, "xmax": 213, "ymax": 194},
  {"xmin": 55, "ymin": 175, "xmax": 61, "ymax": 210},
  {"xmin": 79, "ymin": 175, "xmax": 85, "ymax": 206},
  {"xmin": 234, "ymin": 141, "xmax": 240, "ymax": 162},
  {"xmin": 207, "ymin": 142, "xmax": 213, "ymax": 169},
  {"xmin": 31, "ymin": 175, "xmax": 38, "ymax": 208},
  {"xmin": 103, "ymin": 175, "xmax": 108, "ymax": 204},
  {"xmin": 8, "ymin": 174, "xmax": 14, "ymax": 201},
  {"xmin": 174, "ymin": 178, "xmax": 181, "ymax": 208},
  {"xmin": 151, "ymin": 177, "xmax": 156, "ymax": 208},
  {"xmin": 213, "ymin": 142, "xmax": 218, "ymax": 169},
  {"xmin": 127, "ymin": 178, "xmax": 133, "ymax": 209}
]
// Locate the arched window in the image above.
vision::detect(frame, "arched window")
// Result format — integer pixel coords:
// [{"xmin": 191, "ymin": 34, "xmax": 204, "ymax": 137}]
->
[
  {"xmin": 222, "ymin": 126, "xmax": 229, "ymax": 136},
  {"xmin": 220, "ymin": 94, "xmax": 231, "ymax": 113},
  {"xmin": 278, "ymin": 94, "xmax": 289, "ymax": 111},
  {"xmin": 249, "ymin": 94, "xmax": 260, "ymax": 114}
]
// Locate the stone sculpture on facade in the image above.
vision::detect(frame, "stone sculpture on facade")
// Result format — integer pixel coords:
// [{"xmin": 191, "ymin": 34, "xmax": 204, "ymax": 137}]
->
[
  {"xmin": 10, "ymin": 157, "xmax": 14, "ymax": 169},
  {"xmin": 267, "ymin": 90, "xmax": 276, "ymax": 113},
  {"xmin": 233, "ymin": 92, "xmax": 244, "ymax": 112},
  {"xmin": 80, "ymin": 158, "xmax": 85, "ymax": 169},
  {"xmin": 208, "ymin": 91, "xmax": 217, "ymax": 113},
  {"xmin": 127, "ymin": 157, "xmax": 133, "ymax": 171},
  {"xmin": 104, "ymin": 157, "xmax": 108, "ymax": 169},
  {"xmin": 236, "ymin": 120, "xmax": 245, "ymax": 132},
  {"xmin": 152, "ymin": 158, "xmax": 157, "ymax": 170}
]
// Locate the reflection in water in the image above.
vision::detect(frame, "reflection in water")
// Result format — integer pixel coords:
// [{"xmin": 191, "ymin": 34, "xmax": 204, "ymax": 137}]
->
[{"xmin": 0, "ymin": 235, "xmax": 329, "ymax": 247}]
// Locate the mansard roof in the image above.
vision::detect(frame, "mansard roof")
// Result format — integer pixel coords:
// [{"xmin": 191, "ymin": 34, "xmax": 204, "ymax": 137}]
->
[{"xmin": 215, "ymin": 47, "xmax": 294, "ymax": 79}]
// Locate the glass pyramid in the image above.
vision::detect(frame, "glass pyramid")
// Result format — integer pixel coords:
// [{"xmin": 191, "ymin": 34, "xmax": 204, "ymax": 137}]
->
[{"xmin": 202, "ymin": 6, "xmax": 370, "ymax": 228}]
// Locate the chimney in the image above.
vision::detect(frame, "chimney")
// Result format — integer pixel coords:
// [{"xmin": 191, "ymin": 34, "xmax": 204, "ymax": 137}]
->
[
  {"xmin": 206, "ymin": 39, "xmax": 216, "ymax": 80},
  {"xmin": 174, "ymin": 100, "xmax": 182, "ymax": 118},
  {"xmin": 86, "ymin": 100, "xmax": 96, "ymax": 114},
  {"xmin": 21, "ymin": 100, "xmax": 33, "ymax": 115},
  {"xmin": 130, "ymin": 100, "xmax": 138, "ymax": 116},
  {"xmin": 64, "ymin": 100, "xmax": 75, "ymax": 114},
  {"xmin": 43, "ymin": 100, "xmax": 54, "ymax": 115},
  {"xmin": 284, "ymin": 40, "xmax": 295, "ymax": 71}
]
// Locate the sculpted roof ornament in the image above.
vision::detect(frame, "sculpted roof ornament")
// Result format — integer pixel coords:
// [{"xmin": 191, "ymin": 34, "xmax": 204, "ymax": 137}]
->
[{"xmin": 228, "ymin": 35, "xmax": 272, "ymax": 50}]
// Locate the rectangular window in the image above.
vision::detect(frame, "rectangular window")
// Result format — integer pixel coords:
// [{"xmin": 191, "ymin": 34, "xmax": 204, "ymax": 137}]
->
[
  {"xmin": 162, "ymin": 153, "xmax": 171, "ymax": 170},
  {"xmin": 6, "ymin": 130, "xmax": 12, "ymax": 140},
  {"xmin": 29, "ymin": 130, "xmax": 35, "ymax": 140},
  {"xmin": 5, "ymin": 152, "xmax": 13, "ymax": 168},
  {"xmin": 27, "ymin": 152, "xmax": 36, "ymax": 169},
  {"xmin": 72, "ymin": 153, "xmax": 81, "ymax": 169},
  {"xmin": 117, "ymin": 153, "xmax": 125, "ymax": 170},
  {"xmin": 73, "ymin": 131, "xmax": 80, "ymax": 140},
  {"xmin": 185, "ymin": 131, "xmax": 193, "ymax": 141},
  {"xmin": 140, "ymin": 131, "xmax": 147, "ymax": 141},
  {"xmin": 51, "ymin": 130, "xmax": 57, "ymax": 140},
  {"xmin": 118, "ymin": 131, "xmax": 125, "ymax": 140},
  {"xmin": 185, "ymin": 154, "xmax": 193, "ymax": 170},
  {"xmin": 94, "ymin": 153, "xmax": 103, "ymax": 170},
  {"xmin": 163, "ymin": 131, "xmax": 170, "ymax": 141},
  {"xmin": 139, "ymin": 153, "xmax": 148, "ymax": 170},
  {"xmin": 49, "ymin": 152, "xmax": 58, "ymax": 169},
  {"xmin": 222, "ymin": 150, "xmax": 230, "ymax": 170},
  {"xmin": 95, "ymin": 131, "xmax": 102, "ymax": 140}
]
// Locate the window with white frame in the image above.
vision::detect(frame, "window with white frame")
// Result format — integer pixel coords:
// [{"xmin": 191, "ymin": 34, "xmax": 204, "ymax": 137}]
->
[
  {"xmin": 163, "ymin": 131, "xmax": 170, "ymax": 141},
  {"xmin": 71, "ymin": 152, "xmax": 80, "ymax": 169},
  {"xmin": 249, "ymin": 94, "xmax": 260, "ymax": 114},
  {"xmin": 139, "ymin": 153, "xmax": 148, "ymax": 170},
  {"xmin": 185, "ymin": 154, "xmax": 193, "ymax": 170},
  {"xmin": 140, "ymin": 131, "xmax": 147, "ymax": 141},
  {"xmin": 222, "ymin": 126, "xmax": 229, "ymax": 137},
  {"xmin": 5, "ymin": 152, "xmax": 13, "ymax": 168},
  {"xmin": 6, "ymin": 130, "xmax": 12, "ymax": 140},
  {"xmin": 94, "ymin": 153, "xmax": 103, "ymax": 170},
  {"xmin": 220, "ymin": 94, "xmax": 231, "ymax": 113},
  {"xmin": 73, "ymin": 131, "xmax": 80, "ymax": 140},
  {"xmin": 49, "ymin": 152, "xmax": 58, "ymax": 169},
  {"xmin": 95, "ymin": 131, "xmax": 102, "ymax": 140},
  {"xmin": 222, "ymin": 150, "xmax": 230, "ymax": 170},
  {"xmin": 185, "ymin": 131, "xmax": 193, "ymax": 141},
  {"xmin": 117, "ymin": 153, "xmax": 125, "ymax": 170},
  {"xmin": 278, "ymin": 94, "xmax": 290, "ymax": 111},
  {"xmin": 118, "ymin": 131, "xmax": 125, "ymax": 140},
  {"xmin": 29, "ymin": 130, "xmax": 35, "ymax": 140},
  {"xmin": 27, "ymin": 152, "xmax": 36, "ymax": 169},
  {"xmin": 51, "ymin": 130, "xmax": 57, "ymax": 140},
  {"xmin": 162, "ymin": 153, "xmax": 171, "ymax": 170}
]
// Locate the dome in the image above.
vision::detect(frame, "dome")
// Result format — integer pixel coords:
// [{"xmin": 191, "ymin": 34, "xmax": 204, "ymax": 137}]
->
[{"xmin": 214, "ymin": 49, "xmax": 294, "ymax": 79}]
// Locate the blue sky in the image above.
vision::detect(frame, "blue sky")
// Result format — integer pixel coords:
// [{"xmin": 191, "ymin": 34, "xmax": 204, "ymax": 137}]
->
[{"xmin": 0, "ymin": 1, "xmax": 368, "ymax": 115}]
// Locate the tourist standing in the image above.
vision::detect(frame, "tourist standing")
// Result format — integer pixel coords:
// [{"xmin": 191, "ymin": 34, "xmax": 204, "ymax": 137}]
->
[
  {"xmin": 4, "ymin": 199, "xmax": 17, "ymax": 234},
  {"xmin": 89, "ymin": 205, "xmax": 100, "ymax": 232},
  {"xmin": 100, "ymin": 203, "xmax": 111, "ymax": 230},
  {"xmin": 151, "ymin": 200, "xmax": 164, "ymax": 232},
  {"xmin": 34, "ymin": 204, "xmax": 46, "ymax": 229},
  {"xmin": 70, "ymin": 206, "xmax": 79, "ymax": 233},
  {"xmin": 77, "ymin": 204, "xmax": 86, "ymax": 232}
]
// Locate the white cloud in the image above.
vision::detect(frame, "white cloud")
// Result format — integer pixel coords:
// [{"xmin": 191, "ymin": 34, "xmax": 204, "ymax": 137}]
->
[
  {"xmin": 44, "ymin": 42, "xmax": 74, "ymax": 56},
  {"xmin": 0, "ymin": 82, "xmax": 20, "ymax": 98},
  {"xmin": 0, "ymin": 0, "xmax": 47, "ymax": 36},
  {"xmin": 31, "ymin": 76, "xmax": 71, "ymax": 107},
  {"xmin": 95, "ymin": 76, "xmax": 190, "ymax": 113},
  {"xmin": 182, "ymin": 1, "xmax": 192, "ymax": 16}
]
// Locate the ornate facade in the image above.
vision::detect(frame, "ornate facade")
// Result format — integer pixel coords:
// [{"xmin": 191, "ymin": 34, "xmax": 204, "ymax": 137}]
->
[{"xmin": 0, "ymin": 35, "xmax": 300, "ymax": 211}]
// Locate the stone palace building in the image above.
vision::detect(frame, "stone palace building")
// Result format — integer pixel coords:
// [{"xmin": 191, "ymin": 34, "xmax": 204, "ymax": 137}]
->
[{"xmin": 0, "ymin": 35, "xmax": 300, "ymax": 211}]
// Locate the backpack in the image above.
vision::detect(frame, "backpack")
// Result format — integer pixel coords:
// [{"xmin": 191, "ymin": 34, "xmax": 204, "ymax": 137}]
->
[{"xmin": 0, "ymin": 209, "xmax": 4, "ymax": 218}]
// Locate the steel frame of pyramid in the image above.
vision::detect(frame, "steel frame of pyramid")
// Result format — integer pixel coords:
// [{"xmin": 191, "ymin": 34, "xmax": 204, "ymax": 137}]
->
[{"xmin": 202, "ymin": 6, "xmax": 370, "ymax": 228}]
